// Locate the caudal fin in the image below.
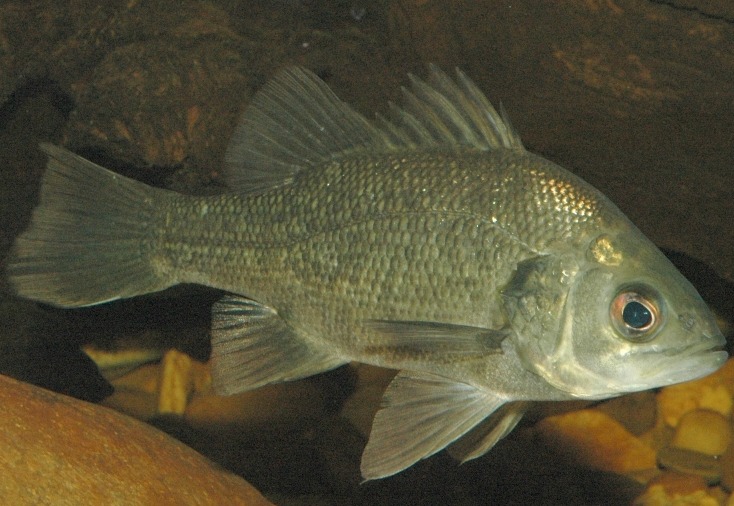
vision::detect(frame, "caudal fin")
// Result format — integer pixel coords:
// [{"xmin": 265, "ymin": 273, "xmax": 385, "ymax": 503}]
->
[{"xmin": 6, "ymin": 144, "xmax": 174, "ymax": 307}]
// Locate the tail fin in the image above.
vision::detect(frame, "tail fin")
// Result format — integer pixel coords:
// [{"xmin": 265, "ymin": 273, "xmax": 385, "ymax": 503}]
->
[{"xmin": 6, "ymin": 144, "xmax": 174, "ymax": 307}]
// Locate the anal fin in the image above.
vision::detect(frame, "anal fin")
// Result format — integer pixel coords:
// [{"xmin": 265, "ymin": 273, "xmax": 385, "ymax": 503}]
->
[
  {"xmin": 360, "ymin": 370, "xmax": 507, "ymax": 480},
  {"xmin": 210, "ymin": 295, "xmax": 344, "ymax": 395}
]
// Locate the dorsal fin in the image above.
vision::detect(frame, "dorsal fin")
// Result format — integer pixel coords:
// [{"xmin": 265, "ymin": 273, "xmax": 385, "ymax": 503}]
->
[
  {"xmin": 223, "ymin": 67, "xmax": 385, "ymax": 193},
  {"xmin": 223, "ymin": 65, "xmax": 525, "ymax": 193},
  {"xmin": 377, "ymin": 65, "xmax": 524, "ymax": 150}
]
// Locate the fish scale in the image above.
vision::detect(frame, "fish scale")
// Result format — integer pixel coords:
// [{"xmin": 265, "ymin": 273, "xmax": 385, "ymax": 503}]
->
[
  {"xmin": 6, "ymin": 65, "xmax": 726, "ymax": 480},
  {"xmin": 158, "ymin": 149, "xmax": 556, "ymax": 330}
]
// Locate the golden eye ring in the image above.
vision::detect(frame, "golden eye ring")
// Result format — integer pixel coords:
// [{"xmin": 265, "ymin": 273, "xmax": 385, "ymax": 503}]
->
[{"xmin": 610, "ymin": 289, "xmax": 662, "ymax": 342}]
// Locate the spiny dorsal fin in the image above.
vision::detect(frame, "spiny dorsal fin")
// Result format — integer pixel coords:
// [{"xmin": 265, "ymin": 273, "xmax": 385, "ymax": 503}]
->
[
  {"xmin": 375, "ymin": 64, "xmax": 524, "ymax": 151},
  {"xmin": 224, "ymin": 66, "xmax": 525, "ymax": 193}
]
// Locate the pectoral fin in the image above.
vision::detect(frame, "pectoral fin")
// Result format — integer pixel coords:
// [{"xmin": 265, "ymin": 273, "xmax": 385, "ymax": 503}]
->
[
  {"xmin": 210, "ymin": 295, "xmax": 345, "ymax": 395},
  {"xmin": 362, "ymin": 320, "xmax": 508, "ymax": 362},
  {"xmin": 360, "ymin": 370, "xmax": 507, "ymax": 480}
]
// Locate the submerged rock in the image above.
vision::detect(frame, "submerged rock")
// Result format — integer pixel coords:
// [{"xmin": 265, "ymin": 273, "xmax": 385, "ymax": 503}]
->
[{"xmin": 0, "ymin": 374, "xmax": 272, "ymax": 505}]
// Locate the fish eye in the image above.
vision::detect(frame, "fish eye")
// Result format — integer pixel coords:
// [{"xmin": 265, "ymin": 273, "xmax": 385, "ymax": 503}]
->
[
  {"xmin": 622, "ymin": 300, "xmax": 652, "ymax": 329},
  {"xmin": 610, "ymin": 288, "xmax": 662, "ymax": 342}
]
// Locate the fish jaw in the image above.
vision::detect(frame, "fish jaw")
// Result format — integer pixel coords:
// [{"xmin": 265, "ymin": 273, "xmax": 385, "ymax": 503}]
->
[
  {"xmin": 539, "ymin": 268, "xmax": 727, "ymax": 399},
  {"xmin": 627, "ymin": 334, "xmax": 728, "ymax": 389},
  {"xmin": 537, "ymin": 331, "xmax": 727, "ymax": 399},
  {"xmin": 503, "ymin": 229, "xmax": 729, "ymax": 400}
]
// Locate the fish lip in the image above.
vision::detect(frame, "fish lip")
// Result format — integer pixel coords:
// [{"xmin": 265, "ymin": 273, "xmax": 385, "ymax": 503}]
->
[
  {"xmin": 637, "ymin": 333, "xmax": 728, "ymax": 386},
  {"xmin": 660, "ymin": 331, "xmax": 727, "ymax": 357}
]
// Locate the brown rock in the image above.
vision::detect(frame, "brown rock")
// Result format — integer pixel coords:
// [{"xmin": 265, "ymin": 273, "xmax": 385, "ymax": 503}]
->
[
  {"xmin": 0, "ymin": 374, "xmax": 272, "ymax": 505},
  {"xmin": 672, "ymin": 409, "xmax": 732, "ymax": 456},
  {"xmin": 634, "ymin": 477, "xmax": 720, "ymax": 506},
  {"xmin": 98, "ymin": 349, "xmax": 328, "ymax": 433},
  {"xmin": 656, "ymin": 446, "xmax": 721, "ymax": 484},
  {"xmin": 158, "ymin": 348, "xmax": 196, "ymax": 415},
  {"xmin": 535, "ymin": 408, "xmax": 656, "ymax": 474},
  {"xmin": 657, "ymin": 358, "xmax": 734, "ymax": 428},
  {"xmin": 184, "ymin": 379, "xmax": 326, "ymax": 431},
  {"xmin": 643, "ymin": 472, "xmax": 709, "ymax": 498},
  {"xmin": 596, "ymin": 390, "xmax": 657, "ymax": 436},
  {"xmin": 388, "ymin": 0, "xmax": 734, "ymax": 282},
  {"xmin": 721, "ymin": 443, "xmax": 734, "ymax": 493}
]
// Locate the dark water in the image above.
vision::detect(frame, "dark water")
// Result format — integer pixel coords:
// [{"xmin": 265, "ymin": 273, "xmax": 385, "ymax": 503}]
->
[{"xmin": 0, "ymin": 1, "xmax": 732, "ymax": 504}]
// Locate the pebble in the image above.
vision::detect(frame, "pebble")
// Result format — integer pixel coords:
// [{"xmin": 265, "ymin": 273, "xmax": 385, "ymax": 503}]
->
[
  {"xmin": 672, "ymin": 409, "xmax": 732, "ymax": 456},
  {"xmin": 640, "ymin": 471, "xmax": 708, "ymax": 497},
  {"xmin": 535, "ymin": 408, "xmax": 657, "ymax": 473},
  {"xmin": 634, "ymin": 484, "xmax": 719, "ymax": 506},
  {"xmin": 656, "ymin": 359, "xmax": 734, "ymax": 427},
  {"xmin": 158, "ymin": 349, "xmax": 195, "ymax": 415},
  {"xmin": 656, "ymin": 446, "xmax": 720, "ymax": 484},
  {"xmin": 721, "ymin": 443, "xmax": 734, "ymax": 492}
]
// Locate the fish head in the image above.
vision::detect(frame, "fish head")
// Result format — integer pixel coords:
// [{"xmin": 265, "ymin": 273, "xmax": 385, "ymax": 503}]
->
[{"xmin": 503, "ymin": 227, "xmax": 727, "ymax": 400}]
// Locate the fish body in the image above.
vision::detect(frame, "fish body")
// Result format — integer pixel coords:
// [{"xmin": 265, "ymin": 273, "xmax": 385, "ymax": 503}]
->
[{"xmin": 7, "ymin": 66, "xmax": 727, "ymax": 479}]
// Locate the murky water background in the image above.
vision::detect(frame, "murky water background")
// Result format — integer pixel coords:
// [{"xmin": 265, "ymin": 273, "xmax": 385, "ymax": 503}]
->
[{"xmin": 0, "ymin": 1, "xmax": 732, "ymax": 504}]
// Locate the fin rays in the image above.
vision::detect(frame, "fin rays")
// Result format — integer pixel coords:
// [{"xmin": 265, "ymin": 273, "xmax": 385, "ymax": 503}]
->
[
  {"xmin": 6, "ymin": 144, "xmax": 174, "ymax": 307},
  {"xmin": 223, "ymin": 65, "xmax": 525, "ymax": 193},
  {"xmin": 210, "ymin": 295, "xmax": 345, "ymax": 395},
  {"xmin": 224, "ymin": 67, "xmax": 383, "ymax": 193},
  {"xmin": 360, "ymin": 371, "xmax": 511, "ymax": 480}
]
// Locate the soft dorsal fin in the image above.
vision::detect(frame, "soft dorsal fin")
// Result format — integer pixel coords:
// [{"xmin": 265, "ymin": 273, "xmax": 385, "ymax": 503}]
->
[
  {"xmin": 224, "ymin": 67, "xmax": 385, "ymax": 193},
  {"xmin": 224, "ymin": 65, "xmax": 525, "ymax": 193}
]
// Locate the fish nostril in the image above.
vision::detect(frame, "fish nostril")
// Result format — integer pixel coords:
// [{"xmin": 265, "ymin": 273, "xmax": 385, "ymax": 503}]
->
[{"xmin": 678, "ymin": 313, "xmax": 696, "ymax": 332}]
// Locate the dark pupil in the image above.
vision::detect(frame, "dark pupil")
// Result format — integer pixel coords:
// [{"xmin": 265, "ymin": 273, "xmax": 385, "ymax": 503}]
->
[{"xmin": 622, "ymin": 301, "xmax": 652, "ymax": 329}]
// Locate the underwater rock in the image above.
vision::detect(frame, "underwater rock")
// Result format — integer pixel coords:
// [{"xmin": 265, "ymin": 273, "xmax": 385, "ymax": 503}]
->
[
  {"xmin": 97, "ymin": 348, "xmax": 329, "ymax": 432},
  {"xmin": 595, "ymin": 390, "xmax": 658, "ymax": 436},
  {"xmin": 671, "ymin": 409, "xmax": 732, "ymax": 456},
  {"xmin": 0, "ymin": 374, "xmax": 272, "ymax": 505},
  {"xmin": 721, "ymin": 443, "xmax": 734, "ymax": 492},
  {"xmin": 101, "ymin": 361, "xmax": 164, "ymax": 420},
  {"xmin": 533, "ymin": 359, "xmax": 734, "ymax": 506},
  {"xmin": 656, "ymin": 357, "xmax": 734, "ymax": 428},
  {"xmin": 535, "ymin": 408, "xmax": 657, "ymax": 474},
  {"xmin": 158, "ymin": 348, "xmax": 200, "ymax": 415},
  {"xmin": 634, "ymin": 472, "xmax": 720, "ymax": 506},
  {"xmin": 534, "ymin": 358, "xmax": 734, "ymax": 503},
  {"xmin": 656, "ymin": 446, "xmax": 720, "ymax": 484}
]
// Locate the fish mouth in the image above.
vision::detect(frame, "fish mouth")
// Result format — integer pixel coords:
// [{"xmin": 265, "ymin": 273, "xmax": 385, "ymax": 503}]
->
[
  {"xmin": 661, "ymin": 331, "xmax": 727, "ymax": 357},
  {"xmin": 641, "ymin": 334, "xmax": 728, "ymax": 387}
]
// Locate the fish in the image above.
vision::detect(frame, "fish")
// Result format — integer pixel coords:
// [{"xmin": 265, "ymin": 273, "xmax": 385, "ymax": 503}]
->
[{"xmin": 5, "ymin": 65, "xmax": 727, "ymax": 480}]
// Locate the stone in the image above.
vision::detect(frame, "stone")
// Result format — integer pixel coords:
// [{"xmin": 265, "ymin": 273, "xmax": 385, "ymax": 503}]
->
[
  {"xmin": 635, "ymin": 467, "xmax": 732, "ymax": 505},
  {"xmin": 657, "ymin": 358, "xmax": 734, "ymax": 428},
  {"xmin": 656, "ymin": 446, "xmax": 721, "ymax": 484},
  {"xmin": 721, "ymin": 443, "xmax": 734, "ymax": 493},
  {"xmin": 672, "ymin": 409, "xmax": 732, "ymax": 456},
  {"xmin": 0, "ymin": 373, "xmax": 272, "ymax": 505},
  {"xmin": 535, "ymin": 408, "xmax": 657, "ymax": 474}
]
